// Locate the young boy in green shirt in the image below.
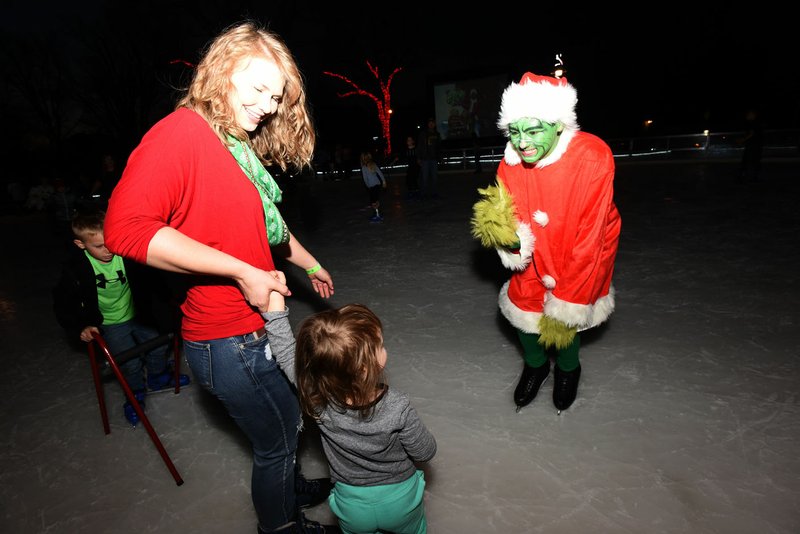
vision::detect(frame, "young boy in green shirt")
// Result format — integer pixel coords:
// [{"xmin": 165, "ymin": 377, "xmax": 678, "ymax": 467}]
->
[{"xmin": 53, "ymin": 207, "xmax": 190, "ymax": 427}]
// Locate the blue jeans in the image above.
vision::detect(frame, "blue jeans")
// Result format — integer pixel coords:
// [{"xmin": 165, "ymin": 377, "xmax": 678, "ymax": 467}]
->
[
  {"xmin": 101, "ymin": 319, "xmax": 168, "ymax": 392},
  {"xmin": 184, "ymin": 332, "xmax": 301, "ymax": 531}
]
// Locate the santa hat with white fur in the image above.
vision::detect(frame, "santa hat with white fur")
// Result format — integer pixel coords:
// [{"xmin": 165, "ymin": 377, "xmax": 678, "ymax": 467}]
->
[{"xmin": 497, "ymin": 72, "xmax": 580, "ymax": 165}]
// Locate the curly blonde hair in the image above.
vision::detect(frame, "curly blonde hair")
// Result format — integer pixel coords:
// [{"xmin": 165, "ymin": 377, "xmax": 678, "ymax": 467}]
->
[
  {"xmin": 176, "ymin": 20, "xmax": 315, "ymax": 172},
  {"xmin": 295, "ymin": 304, "xmax": 387, "ymax": 420}
]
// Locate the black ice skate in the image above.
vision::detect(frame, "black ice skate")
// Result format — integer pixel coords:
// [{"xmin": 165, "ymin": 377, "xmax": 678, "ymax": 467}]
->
[
  {"xmin": 553, "ymin": 364, "xmax": 581, "ymax": 415},
  {"xmin": 514, "ymin": 363, "xmax": 550, "ymax": 412}
]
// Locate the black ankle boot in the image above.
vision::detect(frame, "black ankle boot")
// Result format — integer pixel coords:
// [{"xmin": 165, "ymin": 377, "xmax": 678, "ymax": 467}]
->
[
  {"xmin": 553, "ymin": 364, "xmax": 581, "ymax": 413},
  {"xmin": 258, "ymin": 512, "xmax": 341, "ymax": 533},
  {"xmin": 513, "ymin": 362, "xmax": 550, "ymax": 410},
  {"xmin": 295, "ymin": 473, "xmax": 333, "ymax": 509}
]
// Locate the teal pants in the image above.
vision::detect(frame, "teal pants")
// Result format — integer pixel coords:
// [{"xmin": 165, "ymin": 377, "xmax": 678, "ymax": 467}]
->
[{"xmin": 328, "ymin": 470, "xmax": 427, "ymax": 534}]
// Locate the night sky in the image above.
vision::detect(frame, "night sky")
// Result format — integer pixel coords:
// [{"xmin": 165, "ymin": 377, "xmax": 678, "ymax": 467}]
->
[{"xmin": 2, "ymin": 1, "xmax": 796, "ymax": 158}]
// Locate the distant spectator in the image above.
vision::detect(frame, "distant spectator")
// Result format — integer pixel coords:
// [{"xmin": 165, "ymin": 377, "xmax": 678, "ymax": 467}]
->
[
  {"xmin": 416, "ymin": 118, "xmax": 442, "ymax": 199},
  {"xmin": 400, "ymin": 135, "xmax": 421, "ymax": 200}
]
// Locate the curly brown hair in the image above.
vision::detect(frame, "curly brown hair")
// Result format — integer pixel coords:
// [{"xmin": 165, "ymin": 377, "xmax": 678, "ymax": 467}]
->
[
  {"xmin": 176, "ymin": 20, "xmax": 315, "ymax": 173},
  {"xmin": 295, "ymin": 304, "xmax": 387, "ymax": 420}
]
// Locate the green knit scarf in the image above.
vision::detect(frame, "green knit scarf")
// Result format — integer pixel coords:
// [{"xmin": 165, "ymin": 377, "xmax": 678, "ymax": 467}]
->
[{"xmin": 227, "ymin": 135, "xmax": 289, "ymax": 246}]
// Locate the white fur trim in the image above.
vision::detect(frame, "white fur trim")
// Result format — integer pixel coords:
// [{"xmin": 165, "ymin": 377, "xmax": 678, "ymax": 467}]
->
[
  {"xmin": 497, "ymin": 248, "xmax": 527, "ymax": 270},
  {"xmin": 542, "ymin": 285, "xmax": 616, "ymax": 331},
  {"xmin": 498, "ymin": 282, "xmax": 616, "ymax": 334},
  {"xmin": 503, "ymin": 142, "xmax": 521, "ymax": 165},
  {"xmin": 533, "ymin": 210, "xmax": 548, "ymax": 227},
  {"xmin": 497, "ymin": 222, "xmax": 534, "ymax": 270},
  {"xmin": 542, "ymin": 274, "xmax": 556, "ymax": 289},
  {"xmin": 517, "ymin": 222, "xmax": 534, "ymax": 257},
  {"xmin": 498, "ymin": 281, "xmax": 542, "ymax": 333},
  {"xmin": 497, "ymin": 78, "xmax": 579, "ymax": 132}
]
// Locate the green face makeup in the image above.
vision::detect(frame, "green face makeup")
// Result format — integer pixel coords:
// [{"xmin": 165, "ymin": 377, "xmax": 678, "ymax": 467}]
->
[{"xmin": 508, "ymin": 118, "xmax": 561, "ymax": 163}]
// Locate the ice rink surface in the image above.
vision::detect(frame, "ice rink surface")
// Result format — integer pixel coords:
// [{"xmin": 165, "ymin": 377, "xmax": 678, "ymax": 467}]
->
[{"xmin": 2, "ymin": 159, "xmax": 798, "ymax": 533}]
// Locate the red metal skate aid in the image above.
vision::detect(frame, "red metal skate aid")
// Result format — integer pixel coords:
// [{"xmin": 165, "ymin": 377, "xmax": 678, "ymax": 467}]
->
[{"xmin": 87, "ymin": 331, "xmax": 184, "ymax": 486}]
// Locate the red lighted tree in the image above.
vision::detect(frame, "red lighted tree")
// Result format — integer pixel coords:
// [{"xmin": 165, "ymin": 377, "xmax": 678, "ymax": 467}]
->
[{"xmin": 323, "ymin": 61, "xmax": 402, "ymax": 157}]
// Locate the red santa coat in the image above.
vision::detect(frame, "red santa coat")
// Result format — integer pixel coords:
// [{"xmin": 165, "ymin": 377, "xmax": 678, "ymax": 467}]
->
[{"xmin": 496, "ymin": 130, "xmax": 621, "ymax": 334}]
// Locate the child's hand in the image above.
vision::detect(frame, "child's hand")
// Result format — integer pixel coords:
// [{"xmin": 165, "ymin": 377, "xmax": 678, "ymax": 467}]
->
[
  {"xmin": 239, "ymin": 265, "xmax": 290, "ymax": 313},
  {"xmin": 267, "ymin": 270, "xmax": 287, "ymax": 312},
  {"xmin": 80, "ymin": 326, "xmax": 100, "ymax": 343}
]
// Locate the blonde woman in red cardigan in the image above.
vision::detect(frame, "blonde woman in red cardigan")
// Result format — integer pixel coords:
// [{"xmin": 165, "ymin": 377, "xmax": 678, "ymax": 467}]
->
[{"xmin": 105, "ymin": 21, "xmax": 337, "ymax": 533}]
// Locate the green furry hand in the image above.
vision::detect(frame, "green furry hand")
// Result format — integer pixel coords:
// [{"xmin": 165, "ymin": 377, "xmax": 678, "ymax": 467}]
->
[
  {"xmin": 537, "ymin": 315, "xmax": 577, "ymax": 349},
  {"xmin": 470, "ymin": 181, "xmax": 519, "ymax": 248}
]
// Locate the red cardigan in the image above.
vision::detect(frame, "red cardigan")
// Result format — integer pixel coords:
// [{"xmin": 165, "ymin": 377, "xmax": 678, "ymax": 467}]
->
[{"xmin": 105, "ymin": 108, "xmax": 273, "ymax": 341}]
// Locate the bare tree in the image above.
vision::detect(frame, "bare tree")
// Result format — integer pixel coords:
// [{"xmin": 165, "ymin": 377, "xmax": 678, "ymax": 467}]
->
[
  {"xmin": 0, "ymin": 32, "xmax": 79, "ymax": 168},
  {"xmin": 323, "ymin": 61, "xmax": 403, "ymax": 158}
]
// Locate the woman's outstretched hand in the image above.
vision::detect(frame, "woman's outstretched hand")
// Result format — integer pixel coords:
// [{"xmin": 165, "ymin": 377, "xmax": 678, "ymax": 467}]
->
[{"xmin": 308, "ymin": 266, "xmax": 334, "ymax": 299}]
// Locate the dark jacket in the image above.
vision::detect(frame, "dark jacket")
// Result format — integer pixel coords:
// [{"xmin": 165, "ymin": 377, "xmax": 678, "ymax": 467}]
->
[
  {"xmin": 416, "ymin": 128, "xmax": 441, "ymax": 161},
  {"xmin": 52, "ymin": 247, "xmax": 181, "ymax": 339}
]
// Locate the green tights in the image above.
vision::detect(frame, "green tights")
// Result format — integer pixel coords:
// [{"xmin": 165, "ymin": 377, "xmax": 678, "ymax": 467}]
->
[{"xmin": 517, "ymin": 329, "xmax": 580, "ymax": 371}]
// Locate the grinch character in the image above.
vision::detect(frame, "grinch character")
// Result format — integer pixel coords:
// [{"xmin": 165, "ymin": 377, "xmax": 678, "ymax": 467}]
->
[{"xmin": 471, "ymin": 72, "xmax": 621, "ymax": 414}]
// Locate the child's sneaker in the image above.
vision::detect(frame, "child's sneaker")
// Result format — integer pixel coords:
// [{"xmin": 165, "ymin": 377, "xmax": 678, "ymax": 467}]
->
[
  {"xmin": 123, "ymin": 390, "xmax": 146, "ymax": 428},
  {"xmin": 368, "ymin": 214, "xmax": 384, "ymax": 223},
  {"xmin": 147, "ymin": 364, "xmax": 191, "ymax": 392},
  {"xmin": 295, "ymin": 473, "xmax": 333, "ymax": 509}
]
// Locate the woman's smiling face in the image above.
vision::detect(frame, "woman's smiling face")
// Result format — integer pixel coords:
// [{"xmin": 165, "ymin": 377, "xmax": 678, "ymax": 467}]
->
[{"xmin": 229, "ymin": 56, "xmax": 285, "ymax": 132}]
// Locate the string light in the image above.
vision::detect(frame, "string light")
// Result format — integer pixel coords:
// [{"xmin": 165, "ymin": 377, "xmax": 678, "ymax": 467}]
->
[{"xmin": 324, "ymin": 62, "xmax": 403, "ymax": 157}]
